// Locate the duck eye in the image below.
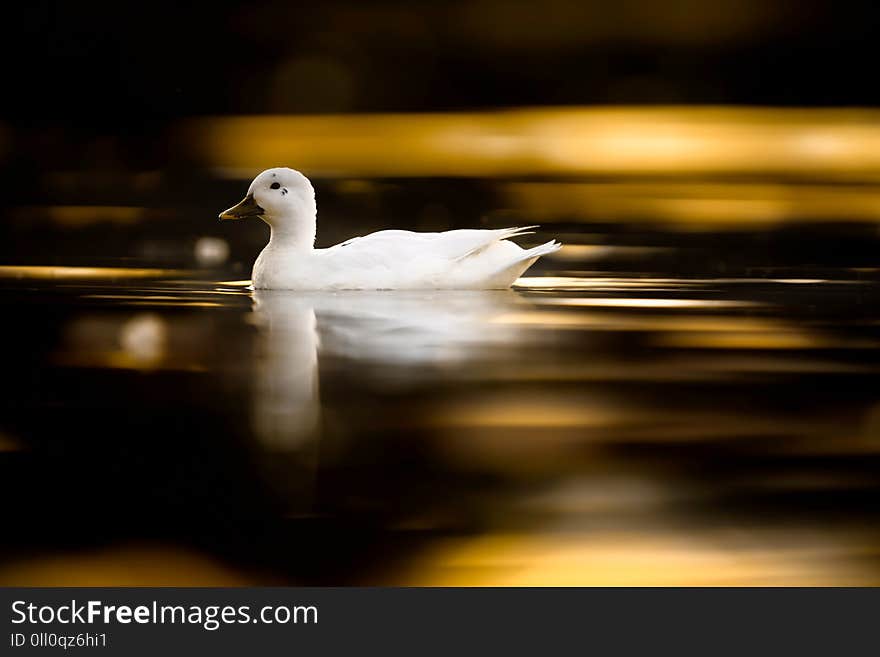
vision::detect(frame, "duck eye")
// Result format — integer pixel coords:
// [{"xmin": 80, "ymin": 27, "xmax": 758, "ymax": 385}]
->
[{"xmin": 270, "ymin": 182, "xmax": 281, "ymax": 190}]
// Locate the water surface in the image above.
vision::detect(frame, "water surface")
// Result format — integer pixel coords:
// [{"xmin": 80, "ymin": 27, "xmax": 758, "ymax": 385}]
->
[{"xmin": 1, "ymin": 269, "xmax": 879, "ymax": 584}]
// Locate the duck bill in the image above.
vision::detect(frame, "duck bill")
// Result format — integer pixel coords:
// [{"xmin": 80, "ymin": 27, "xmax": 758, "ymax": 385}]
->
[{"xmin": 219, "ymin": 194, "xmax": 264, "ymax": 221}]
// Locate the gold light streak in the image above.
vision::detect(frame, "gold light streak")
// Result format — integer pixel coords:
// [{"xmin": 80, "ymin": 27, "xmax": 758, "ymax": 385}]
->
[
  {"xmin": 516, "ymin": 276, "xmax": 666, "ymax": 289},
  {"xmin": 514, "ymin": 276, "xmax": 841, "ymax": 289},
  {"xmin": 216, "ymin": 280, "xmax": 253, "ymax": 287},
  {"xmin": 490, "ymin": 310, "xmax": 751, "ymax": 329},
  {"xmin": 0, "ymin": 266, "xmax": 188, "ymax": 280},
  {"xmin": 425, "ymin": 398, "xmax": 614, "ymax": 429},
  {"xmin": 534, "ymin": 297, "xmax": 755, "ymax": 309},
  {"xmin": 12, "ymin": 205, "xmax": 148, "ymax": 227},
  {"xmin": 548, "ymin": 244, "xmax": 666, "ymax": 261},
  {"xmin": 491, "ymin": 311, "xmax": 843, "ymax": 349},
  {"xmin": 186, "ymin": 107, "xmax": 880, "ymax": 181},
  {"xmin": 396, "ymin": 531, "xmax": 878, "ymax": 586},
  {"xmin": 0, "ymin": 545, "xmax": 254, "ymax": 586},
  {"xmin": 503, "ymin": 181, "xmax": 880, "ymax": 228},
  {"xmin": 122, "ymin": 301, "xmax": 222, "ymax": 308},
  {"xmin": 655, "ymin": 331, "xmax": 828, "ymax": 350}
]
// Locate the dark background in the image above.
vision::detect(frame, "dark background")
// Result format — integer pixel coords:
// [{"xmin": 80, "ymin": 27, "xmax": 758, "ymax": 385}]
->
[
  {"xmin": 8, "ymin": 0, "xmax": 880, "ymax": 120},
  {"xmin": 4, "ymin": 1, "xmax": 880, "ymax": 275}
]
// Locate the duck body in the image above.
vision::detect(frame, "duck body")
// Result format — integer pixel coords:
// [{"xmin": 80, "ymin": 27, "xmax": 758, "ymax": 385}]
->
[
  {"xmin": 221, "ymin": 168, "xmax": 561, "ymax": 290},
  {"xmin": 253, "ymin": 227, "xmax": 560, "ymax": 290}
]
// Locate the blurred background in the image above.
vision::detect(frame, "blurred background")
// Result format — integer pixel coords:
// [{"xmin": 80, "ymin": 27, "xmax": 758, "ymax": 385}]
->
[{"xmin": 1, "ymin": 0, "xmax": 880, "ymax": 585}]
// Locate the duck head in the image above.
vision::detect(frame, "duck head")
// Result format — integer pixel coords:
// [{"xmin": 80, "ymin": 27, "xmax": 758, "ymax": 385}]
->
[{"xmin": 219, "ymin": 167, "xmax": 317, "ymax": 230}]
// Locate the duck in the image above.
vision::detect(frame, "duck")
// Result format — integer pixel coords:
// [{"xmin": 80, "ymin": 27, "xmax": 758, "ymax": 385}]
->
[{"xmin": 219, "ymin": 167, "xmax": 561, "ymax": 290}]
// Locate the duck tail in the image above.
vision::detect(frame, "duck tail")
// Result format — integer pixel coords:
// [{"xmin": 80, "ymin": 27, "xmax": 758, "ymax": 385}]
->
[
  {"xmin": 483, "ymin": 239, "xmax": 562, "ymax": 288},
  {"xmin": 516, "ymin": 239, "xmax": 562, "ymax": 262},
  {"xmin": 499, "ymin": 225, "xmax": 540, "ymax": 241}
]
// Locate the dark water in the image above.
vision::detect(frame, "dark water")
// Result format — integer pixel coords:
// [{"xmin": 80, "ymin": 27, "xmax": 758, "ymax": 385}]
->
[{"xmin": 1, "ymin": 269, "xmax": 879, "ymax": 585}]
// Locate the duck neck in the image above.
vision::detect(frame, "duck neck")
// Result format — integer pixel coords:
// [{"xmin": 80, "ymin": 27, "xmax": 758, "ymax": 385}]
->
[{"xmin": 267, "ymin": 212, "xmax": 317, "ymax": 252}]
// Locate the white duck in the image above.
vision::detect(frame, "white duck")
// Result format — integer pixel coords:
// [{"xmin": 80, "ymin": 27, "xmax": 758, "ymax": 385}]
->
[{"xmin": 219, "ymin": 167, "xmax": 561, "ymax": 290}]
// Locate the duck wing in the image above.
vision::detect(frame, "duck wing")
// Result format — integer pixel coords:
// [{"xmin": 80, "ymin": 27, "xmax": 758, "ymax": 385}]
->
[{"xmin": 327, "ymin": 227, "xmax": 538, "ymax": 263}]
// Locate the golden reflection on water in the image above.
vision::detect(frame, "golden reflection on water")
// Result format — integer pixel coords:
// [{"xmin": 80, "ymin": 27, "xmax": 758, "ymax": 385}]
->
[
  {"xmin": 0, "ymin": 266, "xmax": 188, "ymax": 280},
  {"xmin": 536, "ymin": 297, "xmax": 755, "ymax": 309},
  {"xmin": 2, "ymin": 274, "xmax": 880, "ymax": 585},
  {"xmin": 0, "ymin": 545, "xmax": 255, "ymax": 587},
  {"xmin": 397, "ymin": 530, "xmax": 880, "ymax": 586},
  {"xmin": 514, "ymin": 276, "xmax": 848, "ymax": 289}
]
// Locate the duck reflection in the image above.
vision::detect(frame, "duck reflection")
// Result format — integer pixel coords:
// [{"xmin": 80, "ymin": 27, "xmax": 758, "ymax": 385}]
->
[
  {"xmin": 251, "ymin": 293, "xmax": 320, "ymax": 451},
  {"xmin": 251, "ymin": 289, "xmax": 527, "ymax": 451}
]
